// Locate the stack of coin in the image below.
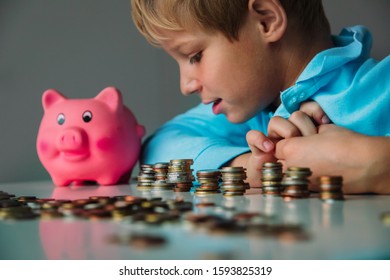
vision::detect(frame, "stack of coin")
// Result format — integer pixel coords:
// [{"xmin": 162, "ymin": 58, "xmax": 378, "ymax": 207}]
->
[
  {"xmin": 166, "ymin": 159, "xmax": 195, "ymax": 192},
  {"xmin": 318, "ymin": 176, "xmax": 344, "ymax": 201},
  {"xmin": 261, "ymin": 162, "xmax": 284, "ymax": 195},
  {"xmin": 153, "ymin": 162, "xmax": 169, "ymax": 181},
  {"xmin": 194, "ymin": 169, "xmax": 221, "ymax": 195},
  {"xmin": 137, "ymin": 164, "xmax": 156, "ymax": 190},
  {"xmin": 220, "ymin": 166, "xmax": 249, "ymax": 196},
  {"xmin": 281, "ymin": 167, "xmax": 312, "ymax": 198},
  {"xmin": 152, "ymin": 162, "xmax": 175, "ymax": 191}
]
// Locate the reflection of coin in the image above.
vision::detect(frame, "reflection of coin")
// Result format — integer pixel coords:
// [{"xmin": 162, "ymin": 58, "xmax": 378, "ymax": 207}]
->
[
  {"xmin": 106, "ymin": 233, "xmax": 167, "ymax": 249},
  {"xmin": 380, "ymin": 212, "xmax": 390, "ymax": 226},
  {"xmin": 196, "ymin": 202, "xmax": 216, "ymax": 208}
]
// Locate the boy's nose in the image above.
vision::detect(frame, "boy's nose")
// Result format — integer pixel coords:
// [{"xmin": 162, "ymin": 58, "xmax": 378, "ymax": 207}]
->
[
  {"xmin": 180, "ymin": 68, "xmax": 201, "ymax": 96},
  {"xmin": 181, "ymin": 79, "xmax": 200, "ymax": 96}
]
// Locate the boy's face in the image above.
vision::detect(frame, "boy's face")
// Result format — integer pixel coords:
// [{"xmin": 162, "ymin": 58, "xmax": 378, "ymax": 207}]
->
[{"xmin": 158, "ymin": 17, "xmax": 282, "ymax": 123}]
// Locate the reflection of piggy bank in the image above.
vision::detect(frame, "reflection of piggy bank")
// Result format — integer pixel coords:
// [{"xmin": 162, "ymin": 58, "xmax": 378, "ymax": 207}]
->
[{"xmin": 36, "ymin": 87, "xmax": 145, "ymax": 186}]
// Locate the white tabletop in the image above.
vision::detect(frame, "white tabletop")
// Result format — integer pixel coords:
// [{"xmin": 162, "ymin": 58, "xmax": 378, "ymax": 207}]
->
[{"xmin": 0, "ymin": 180, "xmax": 389, "ymax": 260}]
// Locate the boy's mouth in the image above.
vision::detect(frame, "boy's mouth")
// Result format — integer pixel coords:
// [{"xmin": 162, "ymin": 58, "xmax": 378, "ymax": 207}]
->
[{"xmin": 212, "ymin": 99, "xmax": 222, "ymax": 114}]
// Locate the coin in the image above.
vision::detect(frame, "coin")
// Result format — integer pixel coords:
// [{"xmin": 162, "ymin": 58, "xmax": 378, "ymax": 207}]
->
[
  {"xmin": 261, "ymin": 162, "xmax": 284, "ymax": 194},
  {"xmin": 380, "ymin": 212, "xmax": 390, "ymax": 226},
  {"xmin": 130, "ymin": 234, "xmax": 166, "ymax": 249},
  {"xmin": 318, "ymin": 175, "xmax": 344, "ymax": 201}
]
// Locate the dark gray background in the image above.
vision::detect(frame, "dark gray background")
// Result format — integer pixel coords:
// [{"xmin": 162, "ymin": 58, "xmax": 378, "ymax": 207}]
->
[{"xmin": 0, "ymin": 0, "xmax": 389, "ymax": 183}]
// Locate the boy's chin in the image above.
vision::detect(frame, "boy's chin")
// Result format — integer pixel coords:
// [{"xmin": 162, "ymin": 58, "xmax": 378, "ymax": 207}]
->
[{"xmin": 225, "ymin": 113, "xmax": 251, "ymax": 124}]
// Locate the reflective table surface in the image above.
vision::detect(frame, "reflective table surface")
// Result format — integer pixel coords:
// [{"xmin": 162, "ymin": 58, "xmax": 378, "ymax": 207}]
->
[{"xmin": 1, "ymin": 181, "xmax": 389, "ymax": 260}]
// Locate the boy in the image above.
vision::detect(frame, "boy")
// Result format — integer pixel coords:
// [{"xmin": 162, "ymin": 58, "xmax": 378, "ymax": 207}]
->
[{"xmin": 131, "ymin": 0, "xmax": 390, "ymax": 192}]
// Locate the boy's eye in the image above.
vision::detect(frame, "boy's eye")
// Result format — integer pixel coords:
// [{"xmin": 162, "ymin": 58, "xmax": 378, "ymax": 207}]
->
[{"xmin": 189, "ymin": 52, "xmax": 202, "ymax": 64}]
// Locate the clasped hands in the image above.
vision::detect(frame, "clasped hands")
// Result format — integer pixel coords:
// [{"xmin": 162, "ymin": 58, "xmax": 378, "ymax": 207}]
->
[{"xmin": 243, "ymin": 102, "xmax": 331, "ymax": 188}]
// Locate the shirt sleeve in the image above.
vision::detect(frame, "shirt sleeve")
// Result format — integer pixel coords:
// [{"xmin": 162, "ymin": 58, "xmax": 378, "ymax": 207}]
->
[{"xmin": 141, "ymin": 103, "xmax": 264, "ymax": 172}]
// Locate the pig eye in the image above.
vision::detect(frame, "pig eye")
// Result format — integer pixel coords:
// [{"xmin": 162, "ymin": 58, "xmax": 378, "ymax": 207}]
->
[
  {"xmin": 82, "ymin": 111, "xmax": 92, "ymax": 123},
  {"xmin": 57, "ymin": 113, "xmax": 65, "ymax": 125}
]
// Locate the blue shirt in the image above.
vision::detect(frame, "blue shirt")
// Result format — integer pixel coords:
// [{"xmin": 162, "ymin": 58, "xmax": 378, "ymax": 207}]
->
[{"xmin": 142, "ymin": 26, "xmax": 390, "ymax": 173}]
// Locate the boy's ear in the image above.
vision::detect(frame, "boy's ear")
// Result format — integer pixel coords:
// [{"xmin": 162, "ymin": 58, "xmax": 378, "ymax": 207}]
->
[{"xmin": 248, "ymin": 0, "xmax": 287, "ymax": 43}]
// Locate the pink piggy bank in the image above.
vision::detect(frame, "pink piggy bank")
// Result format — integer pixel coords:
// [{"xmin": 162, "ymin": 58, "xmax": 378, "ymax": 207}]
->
[{"xmin": 36, "ymin": 87, "xmax": 145, "ymax": 186}]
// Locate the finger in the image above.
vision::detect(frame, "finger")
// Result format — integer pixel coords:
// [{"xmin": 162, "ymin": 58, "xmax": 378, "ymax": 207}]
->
[
  {"xmin": 317, "ymin": 123, "xmax": 337, "ymax": 133},
  {"xmin": 300, "ymin": 101, "xmax": 330, "ymax": 124},
  {"xmin": 288, "ymin": 111, "xmax": 317, "ymax": 136},
  {"xmin": 274, "ymin": 137, "xmax": 299, "ymax": 160},
  {"xmin": 274, "ymin": 138, "xmax": 288, "ymax": 160},
  {"xmin": 246, "ymin": 130, "xmax": 274, "ymax": 155},
  {"xmin": 268, "ymin": 116, "xmax": 301, "ymax": 140}
]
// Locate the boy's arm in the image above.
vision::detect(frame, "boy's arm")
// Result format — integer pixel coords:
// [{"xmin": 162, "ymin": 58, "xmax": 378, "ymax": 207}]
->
[{"xmin": 141, "ymin": 103, "xmax": 262, "ymax": 172}]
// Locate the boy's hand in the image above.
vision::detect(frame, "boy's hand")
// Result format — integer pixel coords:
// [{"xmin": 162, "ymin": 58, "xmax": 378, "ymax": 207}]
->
[
  {"xmin": 226, "ymin": 130, "xmax": 275, "ymax": 188},
  {"xmin": 228, "ymin": 101, "xmax": 330, "ymax": 188},
  {"xmin": 244, "ymin": 130, "xmax": 277, "ymax": 188},
  {"xmin": 268, "ymin": 101, "xmax": 330, "ymax": 141},
  {"xmin": 299, "ymin": 101, "xmax": 331, "ymax": 125},
  {"xmin": 245, "ymin": 101, "xmax": 329, "ymax": 188}
]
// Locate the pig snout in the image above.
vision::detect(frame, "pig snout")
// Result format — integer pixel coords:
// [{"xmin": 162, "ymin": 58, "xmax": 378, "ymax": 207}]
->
[{"xmin": 57, "ymin": 127, "xmax": 88, "ymax": 151}]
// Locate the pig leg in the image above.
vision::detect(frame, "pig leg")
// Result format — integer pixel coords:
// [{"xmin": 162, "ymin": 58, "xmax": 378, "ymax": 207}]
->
[
  {"xmin": 51, "ymin": 176, "xmax": 72, "ymax": 187},
  {"xmin": 97, "ymin": 175, "xmax": 120, "ymax": 186},
  {"xmin": 116, "ymin": 171, "xmax": 131, "ymax": 185}
]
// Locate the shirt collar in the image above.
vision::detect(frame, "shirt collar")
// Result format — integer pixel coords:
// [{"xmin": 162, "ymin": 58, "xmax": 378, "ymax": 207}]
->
[{"xmin": 278, "ymin": 25, "xmax": 372, "ymax": 113}]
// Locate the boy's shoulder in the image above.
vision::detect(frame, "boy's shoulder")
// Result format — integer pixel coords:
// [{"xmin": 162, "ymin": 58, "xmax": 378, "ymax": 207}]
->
[
  {"xmin": 276, "ymin": 26, "xmax": 389, "ymax": 119},
  {"xmin": 296, "ymin": 25, "xmax": 389, "ymax": 85}
]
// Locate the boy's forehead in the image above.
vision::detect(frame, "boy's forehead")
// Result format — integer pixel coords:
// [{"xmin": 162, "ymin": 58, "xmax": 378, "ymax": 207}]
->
[{"xmin": 157, "ymin": 28, "xmax": 206, "ymax": 52}]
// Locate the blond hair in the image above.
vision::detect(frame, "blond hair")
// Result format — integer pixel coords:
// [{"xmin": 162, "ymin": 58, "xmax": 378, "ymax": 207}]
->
[{"xmin": 131, "ymin": 0, "xmax": 330, "ymax": 46}]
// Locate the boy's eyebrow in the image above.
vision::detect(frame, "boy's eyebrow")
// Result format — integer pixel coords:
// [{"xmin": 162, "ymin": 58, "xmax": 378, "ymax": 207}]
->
[
  {"xmin": 164, "ymin": 32, "xmax": 200, "ymax": 54},
  {"xmin": 169, "ymin": 40, "xmax": 194, "ymax": 53}
]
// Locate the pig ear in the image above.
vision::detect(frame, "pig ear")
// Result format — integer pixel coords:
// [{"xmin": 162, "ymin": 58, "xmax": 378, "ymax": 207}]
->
[
  {"xmin": 95, "ymin": 87, "xmax": 123, "ymax": 112},
  {"xmin": 137, "ymin": 124, "xmax": 145, "ymax": 138},
  {"xmin": 42, "ymin": 89, "xmax": 67, "ymax": 111}
]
